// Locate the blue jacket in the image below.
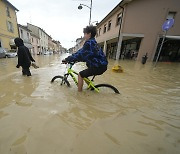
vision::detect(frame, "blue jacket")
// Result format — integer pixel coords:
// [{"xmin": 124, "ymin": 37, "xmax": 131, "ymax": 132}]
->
[{"xmin": 66, "ymin": 38, "xmax": 108, "ymax": 68}]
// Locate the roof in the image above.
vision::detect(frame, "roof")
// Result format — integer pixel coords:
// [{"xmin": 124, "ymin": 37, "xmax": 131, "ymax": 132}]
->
[
  {"xmin": 3, "ymin": 0, "xmax": 19, "ymax": 11},
  {"xmin": 18, "ymin": 24, "xmax": 32, "ymax": 32},
  {"xmin": 97, "ymin": 0, "xmax": 134, "ymax": 27},
  {"xmin": 52, "ymin": 40, "xmax": 61, "ymax": 44}
]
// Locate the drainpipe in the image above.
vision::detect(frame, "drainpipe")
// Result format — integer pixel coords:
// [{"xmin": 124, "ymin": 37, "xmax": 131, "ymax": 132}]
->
[
  {"xmin": 103, "ymin": 40, "xmax": 107, "ymax": 56},
  {"xmin": 116, "ymin": 5, "xmax": 125, "ymax": 60}
]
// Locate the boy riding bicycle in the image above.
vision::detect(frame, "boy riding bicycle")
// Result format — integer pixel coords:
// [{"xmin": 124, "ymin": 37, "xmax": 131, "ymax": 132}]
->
[{"xmin": 62, "ymin": 25, "xmax": 108, "ymax": 92}]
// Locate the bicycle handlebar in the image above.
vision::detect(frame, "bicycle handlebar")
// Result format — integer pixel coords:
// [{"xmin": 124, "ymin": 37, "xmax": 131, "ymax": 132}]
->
[{"xmin": 61, "ymin": 61, "xmax": 75, "ymax": 65}]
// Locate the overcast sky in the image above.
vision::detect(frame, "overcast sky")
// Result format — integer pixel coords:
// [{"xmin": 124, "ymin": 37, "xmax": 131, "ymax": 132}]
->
[{"xmin": 10, "ymin": 0, "xmax": 121, "ymax": 49}]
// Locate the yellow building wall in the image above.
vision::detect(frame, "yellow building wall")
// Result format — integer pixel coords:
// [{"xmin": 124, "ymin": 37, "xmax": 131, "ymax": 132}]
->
[{"xmin": 0, "ymin": 0, "xmax": 19, "ymax": 50}]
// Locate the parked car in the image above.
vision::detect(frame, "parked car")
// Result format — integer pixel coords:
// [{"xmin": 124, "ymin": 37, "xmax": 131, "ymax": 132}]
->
[
  {"xmin": 43, "ymin": 50, "xmax": 54, "ymax": 55},
  {"xmin": 0, "ymin": 48, "xmax": 6, "ymax": 58},
  {"xmin": 49, "ymin": 51, "xmax": 53, "ymax": 55},
  {"xmin": 5, "ymin": 49, "xmax": 17, "ymax": 58},
  {"xmin": 44, "ymin": 51, "xmax": 49, "ymax": 55}
]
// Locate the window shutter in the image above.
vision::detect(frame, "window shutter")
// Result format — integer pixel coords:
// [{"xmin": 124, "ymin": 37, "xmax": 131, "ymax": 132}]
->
[
  {"xmin": 6, "ymin": 20, "xmax": 9, "ymax": 31},
  {"xmin": 11, "ymin": 22, "xmax": 14, "ymax": 33}
]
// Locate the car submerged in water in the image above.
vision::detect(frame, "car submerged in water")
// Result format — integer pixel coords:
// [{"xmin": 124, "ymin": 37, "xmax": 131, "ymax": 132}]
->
[
  {"xmin": 5, "ymin": 49, "xmax": 17, "ymax": 58},
  {"xmin": 0, "ymin": 48, "xmax": 6, "ymax": 58},
  {"xmin": 44, "ymin": 50, "xmax": 53, "ymax": 55}
]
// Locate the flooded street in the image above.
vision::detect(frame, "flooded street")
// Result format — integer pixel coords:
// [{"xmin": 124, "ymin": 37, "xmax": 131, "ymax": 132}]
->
[{"xmin": 0, "ymin": 54, "xmax": 180, "ymax": 154}]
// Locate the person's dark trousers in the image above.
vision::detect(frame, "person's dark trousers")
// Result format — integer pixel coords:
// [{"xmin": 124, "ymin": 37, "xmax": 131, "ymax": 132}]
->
[
  {"xmin": 22, "ymin": 69, "xmax": 27, "ymax": 75},
  {"xmin": 22, "ymin": 67, "xmax": 31, "ymax": 76}
]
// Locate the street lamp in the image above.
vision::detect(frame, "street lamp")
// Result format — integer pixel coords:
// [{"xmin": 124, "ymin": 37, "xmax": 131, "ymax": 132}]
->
[
  {"xmin": 91, "ymin": 21, "xmax": 98, "ymax": 26},
  {"xmin": 78, "ymin": 0, "xmax": 92, "ymax": 25}
]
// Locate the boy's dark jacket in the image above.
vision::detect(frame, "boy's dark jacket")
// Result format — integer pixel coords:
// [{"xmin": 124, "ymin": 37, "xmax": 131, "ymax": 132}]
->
[
  {"xmin": 15, "ymin": 38, "xmax": 35, "ymax": 68},
  {"xmin": 65, "ymin": 38, "xmax": 108, "ymax": 68}
]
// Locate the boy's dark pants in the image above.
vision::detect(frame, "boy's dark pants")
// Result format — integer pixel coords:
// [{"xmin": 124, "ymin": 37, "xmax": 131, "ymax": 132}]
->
[{"xmin": 79, "ymin": 65, "xmax": 107, "ymax": 78}]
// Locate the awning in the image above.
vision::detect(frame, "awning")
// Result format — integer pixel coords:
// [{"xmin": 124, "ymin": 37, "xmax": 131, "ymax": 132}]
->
[
  {"xmin": 9, "ymin": 39, "xmax": 15, "ymax": 46},
  {"xmin": 165, "ymin": 35, "xmax": 180, "ymax": 40}
]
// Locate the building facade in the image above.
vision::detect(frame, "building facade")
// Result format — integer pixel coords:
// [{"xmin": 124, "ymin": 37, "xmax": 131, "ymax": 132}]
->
[
  {"xmin": 31, "ymin": 33, "xmax": 40, "ymax": 55},
  {"xmin": 52, "ymin": 40, "xmax": 61, "ymax": 53},
  {"xmin": 75, "ymin": 37, "xmax": 84, "ymax": 51},
  {"xmin": 27, "ymin": 23, "xmax": 49, "ymax": 54},
  {"xmin": 48, "ymin": 36, "xmax": 54, "ymax": 52},
  {"xmin": 96, "ymin": 0, "xmax": 180, "ymax": 62},
  {"xmin": 18, "ymin": 24, "xmax": 32, "ymax": 49},
  {"xmin": 0, "ymin": 0, "xmax": 19, "ymax": 50}
]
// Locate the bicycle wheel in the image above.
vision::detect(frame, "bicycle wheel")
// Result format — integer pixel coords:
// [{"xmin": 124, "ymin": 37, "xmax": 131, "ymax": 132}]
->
[
  {"xmin": 91, "ymin": 84, "xmax": 120, "ymax": 94},
  {"xmin": 51, "ymin": 75, "xmax": 70, "ymax": 87}
]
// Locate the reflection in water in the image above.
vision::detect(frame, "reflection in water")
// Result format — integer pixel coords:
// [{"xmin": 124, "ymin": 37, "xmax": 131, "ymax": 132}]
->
[
  {"xmin": 104, "ymin": 132, "xmax": 121, "ymax": 145},
  {"xmin": 131, "ymin": 131, "xmax": 148, "ymax": 136},
  {"xmin": 0, "ymin": 54, "xmax": 180, "ymax": 154},
  {"xmin": 12, "ymin": 135, "xmax": 27, "ymax": 146},
  {"xmin": 0, "ymin": 111, "xmax": 9, "ymax": 119}
]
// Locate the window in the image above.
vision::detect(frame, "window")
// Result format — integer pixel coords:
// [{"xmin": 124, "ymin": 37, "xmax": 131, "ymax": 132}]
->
[
  {"xmin": 6, "ymin": 7, "xmax": 10, "ymax": 17},
  {"xmin": 108, "ymin": 20, "xmax": 112, "ymax": 31},
  {"xmin": 27, "ymin": 32, "xmax": 30, "ymax": 39},
  {"xmin": 104, "ymin": 24, "xmax": 107, "ymax": 33},
  {"xmin": 7, "ymin": 21, "xmax": 14, "ymax": 32},
  {"xmin": 117, "ymin": 13, "xmax": 122, "ymax": 25},
  {"xmin": 32, "ymin": 38, "xmax": 34, "ymax": 42},
  {"xmin": 96, "ymin": 31, "xmax": 98, "ymax": 37},
  {"xmin": 167, "ymin": 12, "xmax": 176, "ymax": 20},
  {"xmin": 20, "ymin": 29, "xmax": 23, "ymax": 37},
  {"xmin": 37, "ymin": 39, "xmax": 38, "ymax": 44},
  {"xmin": 99, "ymin": 28, "xmax": 101, "ymax": 36},
  {"xmin": 0, "ymin": 40, "xmax": 2, "ymax": 47}
]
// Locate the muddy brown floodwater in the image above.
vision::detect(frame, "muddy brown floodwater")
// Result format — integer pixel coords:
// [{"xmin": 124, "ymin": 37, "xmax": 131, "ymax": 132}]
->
[{"xmin": 0, "ymin": 54, "xmax": 180, "ymax": 154}]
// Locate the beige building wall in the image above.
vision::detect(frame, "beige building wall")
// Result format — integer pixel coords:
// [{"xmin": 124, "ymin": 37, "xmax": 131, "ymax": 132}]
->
[
  {"xmin": 96, "ymin": 8, "xmax": 122, "ymax": 44},
  {"xmin": 96, "ymin": 4, "xmax": 125, "ymax": 59},
  {"xmin": 96, "ymin": 0, "xmax": 180, "ymax": 61},
  {"xmin": 0, "ymin": 0, "xmax": 19, "ymax": 50},
  {"xmin": 31, "ymin": 34, "xmax": 40, "ymax": 55},
  {"xmin": 52, "ymin": 41, "xmax": 58, "ymax": 52},
  {"xmin": 27, "ymin": 23, "xmax": 49, "ymax": 54},
  {"xmin": 27, "ymin": 23, "xmax": 39, "ymax": 36},
  {"xmin": 18, "ymin": 27, "xmax": 31, "ymax": 43},
  {"xmin": 18, "ymin": 25, "xmax": 33, "ymax": 50},
  {"xmin": 39, "ymin": 29, "xmax": 48, "ymax": 52},
  {"xmin": 122, "ymin": 0, "xmax": 180, "ymax": 61},
  {"xmin": 48, "ymin": 37, "xmax": 54, "ymax": 51}
]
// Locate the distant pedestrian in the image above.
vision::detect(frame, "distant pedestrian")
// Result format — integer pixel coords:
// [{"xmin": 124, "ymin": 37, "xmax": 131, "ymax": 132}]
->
[
  {"xmin": 15, "ymin": 38, "xmax": 35, "ymax": 76},
  {"xmin": 142, "ymin": 53, "xmax": 148, "ymax": 64}
]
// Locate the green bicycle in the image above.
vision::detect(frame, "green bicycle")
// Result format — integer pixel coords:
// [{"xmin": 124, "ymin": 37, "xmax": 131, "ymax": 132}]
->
[{"xmin": 51, "ymin": 62, "xmax": 120, "ymax": 94}]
